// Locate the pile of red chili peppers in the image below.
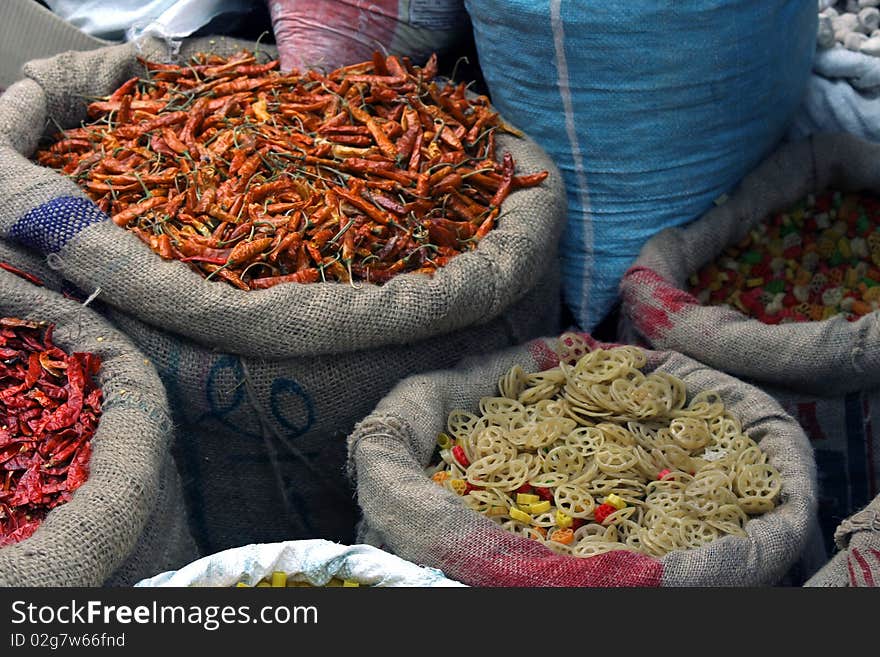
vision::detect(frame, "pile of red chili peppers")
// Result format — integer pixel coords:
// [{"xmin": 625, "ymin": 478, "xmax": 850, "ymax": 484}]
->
[
  {"xmin": 0, "ymin": 317, "xmax": 101, "ymax": 547},
  {"xmin": 34, "ymin": 49, "xmax": 548, "ymax": 289}
]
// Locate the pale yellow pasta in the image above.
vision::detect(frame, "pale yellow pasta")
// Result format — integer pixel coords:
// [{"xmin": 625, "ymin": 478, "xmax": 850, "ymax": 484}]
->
[
  {"xmin": 572, "ymin": 539, "xmax": 621, "ymax": 557},
  {"xmin": 528, "ymin": 471, "xmax": 570, "ymax": 488},
  {"xmin": 446, "ymin": 409, "xmax": 481, "ymax": 439},
  {"xmin": 518, "ymin": 382, "xmax": 562, "ymax": 405},
  {"xmin": 669, "ymin": 417, "xmax": 710, "ymax": 452},
  {"xmin": 680, "ymin": 518, "xmax": 720, "ymax": 549},
  {"xmin": 595, "ymin": 423, "xmax": 636, "ymax": 447},
  {"xmin": 556, "ymin": 332, "xmax": 592, "ymax": 366},
  {"xmin": 479, "ymin": 396, "xmax": 527, "ymax": 419},
  {"xmin": 426, "ymin": 338, "xmax": 783, "ymax": 559},
  {"xmin": 563, "ymin": 426, "xmax": 606, "ymax": 459},
  {"xmin": 498, "ymin": 365, "xmax": 528, "ymax": 401},
  {"xmin": 595, "ymin": 443, "xmax": 640, "ymax": 474},
  {"xmin": 574, "ymin": 523, "xmax": 616, "ymax": 542},
  {"xmin": 543, "ymin": 445, "xmax": 586, "ymax": 475},
  {"xmin": 553, "ymin": 484, "xmax": 596, "ymax": 518}
]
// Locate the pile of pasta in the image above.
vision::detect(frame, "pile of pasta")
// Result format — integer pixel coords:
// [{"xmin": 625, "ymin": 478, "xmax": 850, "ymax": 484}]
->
[{"xmin": 427, "ymin": 334, "xmax": 783, "ymax": 558}]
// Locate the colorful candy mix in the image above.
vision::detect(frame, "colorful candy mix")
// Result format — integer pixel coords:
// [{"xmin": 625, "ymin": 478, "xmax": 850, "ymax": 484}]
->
[{"xmin": 689, "ymin": 190, "xmax": 880, "ymax": 324}]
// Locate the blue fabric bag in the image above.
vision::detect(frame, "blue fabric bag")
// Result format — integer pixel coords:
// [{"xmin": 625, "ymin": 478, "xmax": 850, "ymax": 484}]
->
[{"xmin": 466, "ymin": 0, "xmax": 816, "ymax": 329}]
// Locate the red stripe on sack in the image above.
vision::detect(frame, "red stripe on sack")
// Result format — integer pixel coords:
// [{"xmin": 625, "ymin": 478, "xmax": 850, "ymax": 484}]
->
[
  {"xmin": 625, "ymin": 266, "xmax": 699, "ymax": 313},
  {"xmin": 621, "ymin": 267, "xmax": 673, "ymax": 340},
  {"xmin": 869, "ymin": 548, "xmax": 880, "ymax": 566},
  {"xmin": 865, "ymin": 394, "xmax": 876, "ymax": 498},
  {"xmin": 851, "ymin": 548, "xmax": 876, "ymax": 587},
  {"xmin": 652, "ymin": 282, "xmax": 699, "ymax": 313},
  {"xmin": 847, "ymin": 558, "xmax": 860, "ymax": 587},
  {"xmin": 528, "ymin": 340, "xmax": 560, "ymax": 371},
  {"xmin": 635, "ymin": 306, "xmax": 674, "ymax": 341},
  {"xmin": 576, "ymin": 332, "xmax": 623, "ymax": 350},
  {"xmin": 435, "ymin": 529, "xmax": 663, "ymax": 587},
  {"xmin": 796, "ymin": 403, "xmax": 828, "ymax": 442}
]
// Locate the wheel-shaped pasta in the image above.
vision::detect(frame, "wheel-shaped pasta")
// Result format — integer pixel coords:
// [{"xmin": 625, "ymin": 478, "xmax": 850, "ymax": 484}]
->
[
  {"xmin": 426, "ymin": 340, "xmax": 784, "ymax": 560},
  {"xmin": 595, "ymin": 443, "xmax": 640, "ymax": 474},
  {"xmin": 553, "ymin": 484, "xmax": 596, "ymax": 518},
  {"xmin": 571, "ymin": 539, "xmax": 620, "ymax": 557},
  {"xmin": 679, "ymin": 518, "xmax": 720, "ymax": 549},
  {"xmin": 518, "ymin": 382, "xmax": 563, "ymax": 405},
  {"xmin": 498, "ymin": 364, "xmax": 528, "ymax": 400},
  {"xmin": 735, "ymin": 464, "xmax": 781, "ymax": 500},
  {"xmin": 446, "ymin": 410, "xmax": 481, "ymax": 441},
  {"xmin": 669, "ymin": 417, "xmax": 710, "ymax": 452},
  {"xmin": 464, "ymin": 452, "xmax": 508, "ymax": 485},
  {"xmin": 478, "ymin": 459, "xmax": 530, "ymax": 490},
  {"xmin": 555, "ymin": 332, "xmax": 591, "ymax": 366},
  {"xmin": 528, "ymin": 471, "xmax": 570, "ymax": 488},
  {"xmin": 563, "ymin": 426, "xmax": 605, "ymax": 458},
  {"xmin": 676, "ymin": 389, "xmax": 724, "ymax": 420},
  {"xmin": 542, "ymin": 445, "xmax": 586, "ymax": 475},
  {"xmin": 479, "ymin": 396, "xmax": 527, "ymax": 420}
]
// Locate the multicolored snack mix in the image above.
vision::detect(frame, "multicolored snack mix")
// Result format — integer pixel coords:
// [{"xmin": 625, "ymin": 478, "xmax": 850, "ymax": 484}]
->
[
  {"xmin": 689, "ymin": 190, "xmax": 880, "ymax": 324},
  {"xmin": 426, "ymin": 334, "xmax": 782, "ymax": 558}
]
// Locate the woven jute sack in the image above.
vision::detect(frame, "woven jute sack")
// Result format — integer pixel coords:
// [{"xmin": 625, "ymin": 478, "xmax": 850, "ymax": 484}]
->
[
  {"xmin": 0, "ymin": 261, "xmax": 197, "ymax": 586},
  {"xmin": 0, "ymin": 37, "xmax": 565, "ymax": 554},
  {"xmin": 618, "ymin": 133, "xmax": 880, "ymax": 555},
  {"xmin": 805, "ymin": 493, "xmax": 880, "ymax": 587},
  {"xmin": 347, "ymin": 333, "xmax": 816, "ymax": 586}
]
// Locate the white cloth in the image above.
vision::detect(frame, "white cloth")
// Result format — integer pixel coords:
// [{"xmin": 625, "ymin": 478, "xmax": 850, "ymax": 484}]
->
[
  {"xmin": 44, "ymin": 0, "xmax": 252, "ymax": 42},
  {"xmin": 135, "ymin": 540, "xmax": 467, "ymax": 587},
  {"xmin": 790, "ymin": 46, "xmax": 880, "ymax": 141}
]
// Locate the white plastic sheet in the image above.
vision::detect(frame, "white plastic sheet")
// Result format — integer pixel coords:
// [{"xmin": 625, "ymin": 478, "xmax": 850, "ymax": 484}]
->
[
  {"xmin": 790, "ymin": 46, "xmax": 880, "ymax": 142},
  {"xmin": 135, "ymin": 540, "xmax": 466, "ymax": 587},
  {"xmin": 44, "ymin": 0, "xmax": 253, "ymax": 42}
]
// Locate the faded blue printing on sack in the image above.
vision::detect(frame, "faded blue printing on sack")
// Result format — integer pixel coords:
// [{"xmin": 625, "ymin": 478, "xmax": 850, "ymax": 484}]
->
[{"xmin": 7, "ymin": 196, "xmax": 107, "ymax": 254}]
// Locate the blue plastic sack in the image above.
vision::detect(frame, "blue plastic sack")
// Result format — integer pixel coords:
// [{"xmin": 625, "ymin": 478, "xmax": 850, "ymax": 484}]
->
[{"xmin": 465, "ymin": 1, "xmax": 816, "ymax": 329}]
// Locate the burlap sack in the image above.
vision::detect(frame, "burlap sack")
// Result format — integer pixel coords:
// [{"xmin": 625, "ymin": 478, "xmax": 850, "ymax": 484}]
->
[
  {"xmin": 618, "ymin": 133, "xmax": 880, "ymax": 554},
  {"xmin": 805, "ymin": 493, "xmax": 880, "ymax": 587},
  {"xmin": 0, "ymin": 264, "xmax": 197, "ymax": 586},
  {"xmin": 0, "ymin": 36, "xmax": 565, "ymax": 553},
  {"xmin": 347, "ymin": 333, "xmax": 816, "ymax": 586}
]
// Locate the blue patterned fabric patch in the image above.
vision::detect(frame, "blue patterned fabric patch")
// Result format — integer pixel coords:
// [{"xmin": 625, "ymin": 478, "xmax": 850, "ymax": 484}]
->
[{"xmin": 8, "ymin": 196, "xmax": 107, "ymax": 254}]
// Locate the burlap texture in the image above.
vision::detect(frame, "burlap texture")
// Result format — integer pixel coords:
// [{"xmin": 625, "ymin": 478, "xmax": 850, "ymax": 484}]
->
[
  {"xmin": 347, "ymin": 334, "xmax": 816, "ymax": 587},
  {"xmin": 0, "ymin": 37, "xmax": 565, "ymax": 553},
  {"xmin": 805, "ymin": 493, "xmax": 880, "ymax": 587},
  {"xmin": 0, "ymin": 265, "xmax": 196, "ymax": 586},
  {"xmin": 618, "ymin": 132, "xmax": 880, "ymax": 561}
]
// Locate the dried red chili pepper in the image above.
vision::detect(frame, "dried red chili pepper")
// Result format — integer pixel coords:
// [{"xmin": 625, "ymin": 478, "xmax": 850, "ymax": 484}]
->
[
  {"xmin": 35, "ymin": 49, "xmax": 549, "ymax": 289},
  {"xmin": 0, "ymin": 317, "xmax": 102, "ymax": 547}
]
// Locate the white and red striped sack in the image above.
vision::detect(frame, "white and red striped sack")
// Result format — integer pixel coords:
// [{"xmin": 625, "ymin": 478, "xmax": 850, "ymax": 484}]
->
[
  {"xmin": 348, "ymin": 333, "xmax": 817, "ymax": 587},
  {"xmin": 805, "ymin": 494, "xmax": 880, "ymax": 587},
  {"xmin": 267, "ymin": 0, "xmax": 468, "ymax": 73}
]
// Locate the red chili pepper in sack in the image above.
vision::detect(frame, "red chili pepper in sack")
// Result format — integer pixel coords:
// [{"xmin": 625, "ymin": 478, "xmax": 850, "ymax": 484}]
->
[{"xmin": 0, "ymin": 318, "xmax": 102, "ymax": 546}]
